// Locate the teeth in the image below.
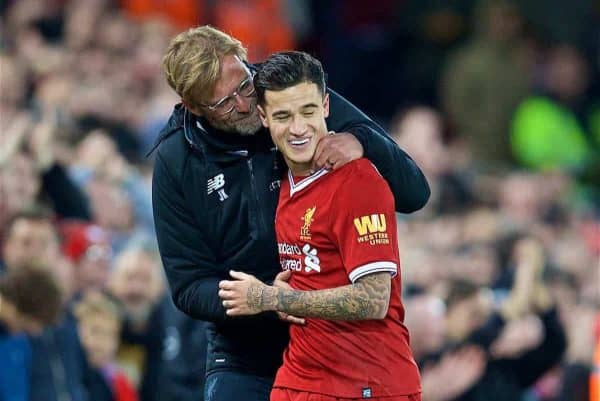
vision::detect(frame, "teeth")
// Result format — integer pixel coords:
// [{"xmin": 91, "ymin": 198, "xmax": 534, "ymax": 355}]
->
[{"xmin": 290, "ymin": 139, "xmax": 309, "ymax": 145}]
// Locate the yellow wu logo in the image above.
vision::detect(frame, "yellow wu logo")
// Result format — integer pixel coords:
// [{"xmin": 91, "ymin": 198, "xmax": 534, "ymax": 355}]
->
[{"xmin": 353, "ymin": 214, "xmax": 387, "ymax": 236}]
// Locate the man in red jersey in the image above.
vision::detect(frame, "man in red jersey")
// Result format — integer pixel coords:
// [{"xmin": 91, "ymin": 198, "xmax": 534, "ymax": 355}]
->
[{"xmin": 218, "ymin": 51, "xmax": 421, "ymax": 401}]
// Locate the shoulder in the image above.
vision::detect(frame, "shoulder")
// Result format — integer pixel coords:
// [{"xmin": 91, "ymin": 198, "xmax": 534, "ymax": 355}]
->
[
  {"xmin": 336, "ymin": 158, "xmax": 384, "ymax": 181},
  {"xmin": 153, "ymin": 129, "xmax": 195, "ymax": 192},
  {"xmin": 155, "ymin": 128, "xmax": 188, "ymax": 164},
  {"xmin": 333, "ymin": 159, "xmax": 393, "ymax": 201},
  {"xmin": 156, "ymin": 127, "xmax": 188, "ymax": 159}
]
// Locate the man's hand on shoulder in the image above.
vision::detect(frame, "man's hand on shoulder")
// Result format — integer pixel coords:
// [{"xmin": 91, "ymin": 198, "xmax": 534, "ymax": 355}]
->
[{"xmin": 312, "ymin": 132, "xmax": 363, "ymax": 172}]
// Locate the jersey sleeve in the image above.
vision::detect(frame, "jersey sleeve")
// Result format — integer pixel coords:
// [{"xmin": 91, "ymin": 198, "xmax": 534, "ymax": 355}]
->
[{"xmin": 329, "ymin": 159, "xmax": 399, "ymax": 283}]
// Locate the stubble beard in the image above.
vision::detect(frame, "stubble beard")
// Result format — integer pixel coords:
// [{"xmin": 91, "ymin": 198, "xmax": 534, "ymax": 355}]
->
[{"xmin": 207, "ymin": 102, "xmax": 263, "ymax": 136}]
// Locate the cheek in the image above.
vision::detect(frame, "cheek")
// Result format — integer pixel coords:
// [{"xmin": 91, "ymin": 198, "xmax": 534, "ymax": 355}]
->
[{"xmin": 270, "ymin": 126, "xmax": 287, "ymax": 146}]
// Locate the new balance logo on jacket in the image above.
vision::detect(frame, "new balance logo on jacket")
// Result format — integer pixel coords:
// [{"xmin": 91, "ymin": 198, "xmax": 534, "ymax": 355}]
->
[{"xmin": 207, "ymin": 173, "xmax": 228, "ymax": 201}]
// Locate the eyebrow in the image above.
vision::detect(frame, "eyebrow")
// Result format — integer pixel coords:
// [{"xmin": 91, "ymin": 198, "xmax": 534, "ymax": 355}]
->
[{"xmin": 272, "ymin": 110, "xmax": 290, "ymax": 118}]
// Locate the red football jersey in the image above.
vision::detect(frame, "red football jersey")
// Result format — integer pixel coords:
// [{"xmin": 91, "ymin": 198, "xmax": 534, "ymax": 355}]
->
[{"xmin": 273, "ymin": 158, "xmax": 421, "ymax": 398}]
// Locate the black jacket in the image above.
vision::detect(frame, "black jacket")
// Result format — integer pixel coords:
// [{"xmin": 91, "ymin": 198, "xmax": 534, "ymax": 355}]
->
[
  {"xmin": 158, "ymin": 296, "xmax": 209, "ymax": 401},
  {"xmin": 151, "ymin": 89, "xmax": 429, "ymax": 377}
]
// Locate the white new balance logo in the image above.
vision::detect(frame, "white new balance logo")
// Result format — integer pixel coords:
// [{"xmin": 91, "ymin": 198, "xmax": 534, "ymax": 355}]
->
[{"xmin": 207, "ymin": 174, "xmax": 228, "ymax": 201}]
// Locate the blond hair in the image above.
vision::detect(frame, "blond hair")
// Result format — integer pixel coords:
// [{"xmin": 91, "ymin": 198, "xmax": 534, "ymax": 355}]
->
[{"xmin": 162, "ymin": 25, "xmax": 247, "ymax": 107}]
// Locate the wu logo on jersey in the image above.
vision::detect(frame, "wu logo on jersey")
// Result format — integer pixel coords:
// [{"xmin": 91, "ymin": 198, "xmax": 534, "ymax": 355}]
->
[
  {"xmin": 300, "ymin": 206, "xmax": 316, "ymax": 240},
  {"xmin": 207, "ymin": 173, "xmax": 228, "ymax": 201},
  {"xmin": 353, "ymin": 214, "xmax": 390, "ymax": 245},
  {"xmin": 302, "ymin": 244, "xmax": 320, "ymax": 273},
  {"xmin": 353, "ymin": 214, "xmax": 386, "ymax": 235}
]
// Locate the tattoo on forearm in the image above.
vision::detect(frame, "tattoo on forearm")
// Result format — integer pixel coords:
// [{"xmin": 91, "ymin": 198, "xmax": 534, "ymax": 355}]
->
[{"xmin": 274, "ymin": 272, "xmax": 391, "ymax": 320}]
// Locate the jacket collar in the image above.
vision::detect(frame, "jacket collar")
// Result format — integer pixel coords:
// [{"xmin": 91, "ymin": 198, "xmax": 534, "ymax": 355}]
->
[{"xmin": 148, "ymin": 103, "xmax": 275, "ymax": 162}]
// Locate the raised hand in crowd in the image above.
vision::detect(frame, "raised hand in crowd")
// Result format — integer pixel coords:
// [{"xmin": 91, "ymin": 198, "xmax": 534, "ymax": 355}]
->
[
  {"xmin": 490, "ymin": 315, "xmax": 544, "ymax": 358},
  {"xmin": 421, "ymin": 346, "xmax": 487, "ymax": 401}
]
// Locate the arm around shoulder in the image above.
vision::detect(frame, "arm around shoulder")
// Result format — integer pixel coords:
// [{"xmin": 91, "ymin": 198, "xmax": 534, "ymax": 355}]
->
[{"xmin": 326, "ymin": 89, "xmax": 430, "ymax": 213}]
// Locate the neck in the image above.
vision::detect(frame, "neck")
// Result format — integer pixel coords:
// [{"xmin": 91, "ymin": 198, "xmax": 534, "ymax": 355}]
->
[{"xmin": 286, "ymin": 160, "xmax": 312, "ymax": 177}]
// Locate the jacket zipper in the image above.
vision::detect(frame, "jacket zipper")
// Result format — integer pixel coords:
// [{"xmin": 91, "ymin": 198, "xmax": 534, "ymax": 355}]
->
[{"xmin": 247, "ymin": 158, "xmax": 267, "ymax": 235}]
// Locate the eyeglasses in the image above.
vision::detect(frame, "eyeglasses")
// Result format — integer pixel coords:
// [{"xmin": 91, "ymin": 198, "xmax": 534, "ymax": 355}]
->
[{"xmin": 201, "ymin": 71, "xmax": 256, "ymax": 115}]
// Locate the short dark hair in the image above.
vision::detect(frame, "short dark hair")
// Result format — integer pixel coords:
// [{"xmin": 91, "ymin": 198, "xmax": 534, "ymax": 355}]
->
[
  {"xmin": 2, "ymin": 205, "xmax": 54, "ymax": 241},
  {"xmin": 254, "ymin": 51, "xmax": 327, "ymax": 106},
  {"xmin": 0, "ymin": 264, "xmax": 63, "ymax": 325},
  {"xmin": 445, "ymin": 279, "xmax": 480, "ymax": 309}
]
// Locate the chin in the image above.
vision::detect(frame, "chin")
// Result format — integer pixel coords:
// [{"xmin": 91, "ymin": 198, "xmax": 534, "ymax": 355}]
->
[{"xmin": 288, "ymin": 155, "xmax": 312, "ymax": 166}]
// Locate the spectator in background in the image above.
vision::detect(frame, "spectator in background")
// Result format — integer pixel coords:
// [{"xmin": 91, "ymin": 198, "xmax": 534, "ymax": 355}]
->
[
  {"xmin": 0, "ymin": 113, "xmax": 92, "ymax": 228},
  {"xmin": 107, "ymin": 245, "xmax": 209, "ymax": 401},
  {"xmin": 0, "ymin": 265, "xmax": 63, "ymax": 401},
  {"xmin": 0, "ymin": 210, "xmax": 92, "ymax": 401},
  {"xmin": 1, "ymin": 208, "xmax": 66, "ymax": 279},
  {"xmin": 71, "ymin": 130, "xmax": 155, "ymax": 254},
  {"xmin": 510, "ymin": 44, "xmax": 600, "ymax": 205},
  {"xmin": 108, "ymin": 247, "xmax": 165, "ymax": 401},
  {"xmin": 61, "ymin": 221, "xmax": 113, "ymax": 293},
  {"xmin": 391, "ymin": 107, "xmax": 475, "ymax": 215},
  {"xmin": 404, "ymin": 294, "xmax": 447, "ymax": 362},
  {"xmin": 74, "ymin": 290, "xmax": 139, "ymax": 401},
  {"xmin": 406, "ymin": 237, "xmax": 567, "ymax": 401},
  {"xmin": 511, "ymin": 45, "xmax": 596, "ymax": 170},
  {"xmin": 441, "ymin": 0, "xmax": 531, "ymax": 166}
]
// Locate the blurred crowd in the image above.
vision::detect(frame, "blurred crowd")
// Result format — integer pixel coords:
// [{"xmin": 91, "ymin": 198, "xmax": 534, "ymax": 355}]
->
[{"xmin": 0, "ymin": 1, "xmax": 598, "ymax": 401}]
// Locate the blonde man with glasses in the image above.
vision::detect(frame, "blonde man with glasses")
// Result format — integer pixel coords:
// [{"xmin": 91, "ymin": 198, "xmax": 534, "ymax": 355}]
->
[{"xmin": 151, "ymin": 25, "xmax": 429, "ymax": 401}]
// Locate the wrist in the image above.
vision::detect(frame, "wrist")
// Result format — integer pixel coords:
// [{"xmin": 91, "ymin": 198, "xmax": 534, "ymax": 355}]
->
[{"xmin": 260, "ymin": 285, "xmax": 279, "ymax": 312}]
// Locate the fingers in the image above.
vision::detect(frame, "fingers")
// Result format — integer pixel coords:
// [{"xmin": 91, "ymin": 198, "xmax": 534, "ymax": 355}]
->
[
  {"xmin": 219, "ymin": 270, "xmax": 254, "ymax": 290},
  {"xmin": 277, "ymin": 312, "xmax": 306, "ymax": 325},
  {"xmin": 218, "ymin": 289, "xmax": 236, "ymax": 299},
  {"xmin": 311, "ymin": 133, "xmax": 364, "ymax": 172},
  {"xmin": 218, "ymin": 280, "xmax": 235, "ymax": 290},
  {"xmin": 273, "ymin": 270, "xmax": 293, "ymax": 289},
  {"xmin": 275, "ymin": 270, "xmax": 292, "ymax": 282},
  {"xmin": 225, "ymin": 307, "xmax": 244, "ymax": 316},
  {"xmin": 330, "ymin": 157, "xmax": 347, "ymax": 170},
  {"xmin": 311, "ymin": 135, "xmax": 331, "ymax": 171},
  {"xmin": 221, "ymin": 299, "xmax": 236, "ymax": 308},
  {"xmin": 229, "ymin": 270, "xmax": 251, "ymax": 280}
]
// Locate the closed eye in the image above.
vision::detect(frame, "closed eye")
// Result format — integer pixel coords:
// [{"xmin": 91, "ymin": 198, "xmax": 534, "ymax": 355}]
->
[{"xmin": 272, "ymin": 112, "xmax": 290, "ymax": 121}]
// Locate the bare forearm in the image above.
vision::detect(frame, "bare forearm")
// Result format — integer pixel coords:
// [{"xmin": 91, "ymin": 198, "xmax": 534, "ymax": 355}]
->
[{"xmin": 253, "ymin": 273, "xmax": 391, "ymax": 320}]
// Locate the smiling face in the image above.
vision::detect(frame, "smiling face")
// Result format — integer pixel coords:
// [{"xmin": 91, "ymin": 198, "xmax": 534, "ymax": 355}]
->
[
  {"xmin": 186, "ymin": 54, "xmax": 262, "ymax": 135},
  {"xmin": 258, "ymin": 82, "xmax": 329, "ymax": 176}
]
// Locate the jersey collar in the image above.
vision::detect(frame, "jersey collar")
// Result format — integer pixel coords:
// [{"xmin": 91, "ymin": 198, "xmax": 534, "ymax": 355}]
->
[{"xmin": 288, "ymin": 168, "xmax": 330, "ymax": 197}]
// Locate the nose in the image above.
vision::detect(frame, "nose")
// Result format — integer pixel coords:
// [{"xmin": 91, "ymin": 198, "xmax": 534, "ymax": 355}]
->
[
  {"xmin": 233, "ymin": 93, "xmax": 251, "ymax": 113},
  {"xmin": 289, "ymin": 116, "xmax": 307, "ymax": 135}
]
